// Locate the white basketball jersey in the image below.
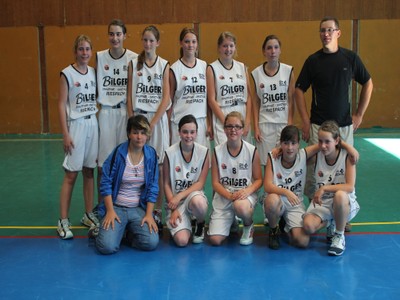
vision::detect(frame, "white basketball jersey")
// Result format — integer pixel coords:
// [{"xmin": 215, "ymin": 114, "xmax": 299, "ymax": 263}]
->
[
  {"xmin": 270, "ymin": 148, "xmax": 307, "ymax": 203},
  {"xmin": 96, "ymin": 49, "xmax": 138, "ymax": 106},
  {"xmin": 214, "ymin": 140, "xmax": 256, "ymax": 197},
  {"xmin": 210, "ymin": 59, "xmax": 248, "ymax": 108},
  {"xmin": 170, "ymin": 58, "xmax": 207, "ymax": 123},
  {"xmin": 251, "ymin": 62, "xmax": 292, "ymax": 124},
  {"xmin": 61, "ymin": 64, "xmax": 97, "ymax": 120},
  {"xmin": 165, "ymin": 142, "xmax": 209, "ymax": 195},
  {"xmin": 315, "ymin": 148, "xmax": 356, "ymax": 201},
  {"xmin": 130, "ymin": 56, "xmax": 169, "ymax": 112}
]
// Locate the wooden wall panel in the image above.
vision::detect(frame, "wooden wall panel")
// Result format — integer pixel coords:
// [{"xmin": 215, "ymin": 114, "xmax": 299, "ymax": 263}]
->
[
  {"xmin": 0, "ymin": 0, "xmax": 63, "ymax": 26},
  {"xmin": 199, "ymin": 21, "xmax": 352, "ymax": 127},
  {"xmin": 358, "ymin": 19, "xmax": 400, "ymax": 128},
  {"xmin": 45, "ymin": 23, "xmax": 191, "ymax": 133},
  {"xmin": 0, "ymin": 27, "xmax": 41, "ymax": 133},
  {"xmin": 1, "ymin": 0, "xmax": 400, "ymax": 27}
]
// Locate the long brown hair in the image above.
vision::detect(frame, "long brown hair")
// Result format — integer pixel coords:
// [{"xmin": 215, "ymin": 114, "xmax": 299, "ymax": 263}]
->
[{"xmin": 137, "ymin": 25, "xmax": 160, "ymax": 71}]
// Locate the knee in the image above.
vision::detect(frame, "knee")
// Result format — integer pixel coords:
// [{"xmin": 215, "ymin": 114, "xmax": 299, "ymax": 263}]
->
[
  {"xmin": 264, "ymin": 195, "xmax": 281, "ymax": 216},
  {"xmin": 291, "ymin": 233, "xmax": 310, "ymax": 249},
  {"xmin": 333, "ymin": 191, "xmax": 348, "ymax": 206},
  {"xmin": 137, "ymin": 234, "xmax": 159, "ymax": 251},
  {"xmin": 209, "ymin": 235, "xmax": 225, "ymax": 246},
  {"xmin": 302, "ymin": 217, "xmax": 316, "ymax": 235},
  {"xmin": 173, "ymin": 234, "xmax": 190, "ymax": 247},
  {"xmin": 190, "ymin": 196, "xmax": 208, "ymax": 214},
  {"xmin": 95, "ymin": 239, "xmax": 120, "ymax": 255}
]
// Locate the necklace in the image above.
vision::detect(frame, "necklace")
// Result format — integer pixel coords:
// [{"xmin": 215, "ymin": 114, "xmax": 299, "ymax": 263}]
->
[{"xmin": 128, "ymin": 149, "xmax": 143, "ymax": 177}]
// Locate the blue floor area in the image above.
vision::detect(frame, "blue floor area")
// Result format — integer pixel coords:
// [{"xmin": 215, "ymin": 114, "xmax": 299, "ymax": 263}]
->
[{"xmin": 1, "ymin": 232, "xmax": 400, "ymax": 300}]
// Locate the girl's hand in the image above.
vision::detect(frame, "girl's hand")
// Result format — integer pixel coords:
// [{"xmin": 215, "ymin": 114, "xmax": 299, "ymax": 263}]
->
[
  {"xmin": 167, "ymin": 195, "xmax": 182, "ymax": 210},
  {"xmin": 312, "ymin": 189, "xmax": 324, "ymax": 207},
  {"xmin": 141, "ymin": 214, "xmax": 158, "ymax": 234},
  {"xmin": 102, "ymin": 210, "xmax": 121, "ymax": 230},
  {"xmin": 285, "ymin": 190, "xmax": 300, "ymax": 206},
  {"xmin": 168, "ymin": 210, "xmax": 182, "ymax": 228},
  {"xmin": 63, "ymin": 134, "xmax": 74, "ymax": 155},
  {"xmin": 271, "ymin": 147, "xmax": 282, "ymax": 159}
]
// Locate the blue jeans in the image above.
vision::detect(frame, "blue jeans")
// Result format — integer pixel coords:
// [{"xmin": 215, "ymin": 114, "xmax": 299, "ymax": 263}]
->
[{"xmin": 96, "ymin": 205, "xmax": 159, "ymax": 254}]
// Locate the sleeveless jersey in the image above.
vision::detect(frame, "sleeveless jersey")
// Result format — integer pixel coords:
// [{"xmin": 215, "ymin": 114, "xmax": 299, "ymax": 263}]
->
[
  {"xmin": 269, "ymin": 148, "xmax": 307, "ymax": 204},
  {"xmin": 60, "ymin": 64, "xmax": 97, "ymax": 120},
  {"xmin": 315, "ymin": 148, "xmax": 356, "ymax": 201},
  {"xmin": 210, "ymin": 59, "xmax": 248, "ymax": 108},
  {"xmin": 214, "ymin": 140, "xmax": 256, "ymax": 195},
  {"xmin": 251, "ymin": 62, "xmax": 293, "ymax": 124},
  {"xmin": 130, "ymin": 56, "xmax": 169, "ymax": 112},
  {"xmin": 165, "ymin": 142, "xmax": 209, "ymax": 195},
  {"xmin": 170, "ymin": 58, "xmax": 207, "ymax": 123},
  {"xmin": 96, "ymin": 49, "xmax": 138, "ymax": 106}
]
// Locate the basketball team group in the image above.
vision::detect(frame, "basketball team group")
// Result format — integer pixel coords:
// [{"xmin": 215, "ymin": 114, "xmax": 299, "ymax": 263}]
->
[{"xmin": 56, "ymin": 16, "xmax": 373, "ymax": 257}]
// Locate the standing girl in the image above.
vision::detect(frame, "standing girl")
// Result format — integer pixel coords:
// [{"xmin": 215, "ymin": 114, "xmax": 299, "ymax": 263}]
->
[
  {"xmin": 57, "ymin": 35, "xmax": 99, "ymax": 239},
  {"xmin": 251, "ymin": 34, "xmax": 295, "ymax": 166},
  {"xmin": 163, "ymin": 115, "xmax": 209, "ymax": 246},
  {"xmin": 97, "ymin": 19, "xmax": 138, "ymax": 203},
  {"xmin": 127, "ymin": 25, "xmax": 170, "ymax": 230},
  {"xmin": 207, "ymin": 32, "xmax": 252, "ymax": 146},
  {"xmin": 169, "ymin": 27, "xmax": 209, "ymax": 148},
  {"xmin": 303, "ymin": 120, "xmax": 360, "ymax": 256},
  {"xmin": 208, "ymin": 112, "xmax": 262, "ymax": 246}
]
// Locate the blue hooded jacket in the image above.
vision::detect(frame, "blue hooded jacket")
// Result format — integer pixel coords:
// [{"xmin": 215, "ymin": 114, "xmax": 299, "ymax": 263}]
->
[{"xmin": 98, "ymin": 141, "xmax": 159, "ymax": 218}]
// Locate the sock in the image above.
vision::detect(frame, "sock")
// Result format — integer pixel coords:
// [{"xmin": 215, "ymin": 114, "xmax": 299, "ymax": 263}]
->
[{"xmin": 335, "ymin": 230, "xmax": 344, "ymax": 236}]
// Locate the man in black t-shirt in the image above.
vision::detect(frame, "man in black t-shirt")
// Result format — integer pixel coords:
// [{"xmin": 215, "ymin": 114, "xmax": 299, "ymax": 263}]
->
[{"xmin": 295, "ymin": 17, "xmax": 373, "ymax": 231}]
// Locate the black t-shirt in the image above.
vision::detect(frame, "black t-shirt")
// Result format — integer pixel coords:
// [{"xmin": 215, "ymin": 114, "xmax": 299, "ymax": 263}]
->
[{"xmin": 296, "ymin": 47, "xmax": 371, "ymax": 126}]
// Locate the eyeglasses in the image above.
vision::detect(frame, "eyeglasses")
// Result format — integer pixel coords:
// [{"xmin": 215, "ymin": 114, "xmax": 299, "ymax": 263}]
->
[
  {"xmin": 319, "ymin": 28, "xmax": 339, "ymax": 34},
  {"xmin": 224, "ymin": 125, "xmax": 243, "ymax": 130}
]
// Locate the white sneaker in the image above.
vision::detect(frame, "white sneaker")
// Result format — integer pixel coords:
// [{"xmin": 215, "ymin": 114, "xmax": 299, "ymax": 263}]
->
[
  {"xmin": 328, "ymin": 233, "xmax": 346, "ymax": 256},
  {"xmin": 240, "ymin": 223, "xmax": 254, "ymax": 245},
  {"xmin": 81, "ymin": 212, "xmax": 100, "ymax": 228},
  {"xmin": 57, "ymin": 218, "xmax": 73, "ymax": 240}
]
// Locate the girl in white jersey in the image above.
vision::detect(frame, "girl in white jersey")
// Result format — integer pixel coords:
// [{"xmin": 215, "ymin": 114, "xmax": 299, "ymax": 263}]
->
[
  {"xmin": 251, "ymin": 35, "xmax": 295, "ymax": 166},
  {"xmin": 264, "ymin": 125, "xmax": 319, "ymax": 250},
  {"xmin": 96, "ymin": 19, "xmax": 138, "ymax": 203},
  {"xmin": 169, "ymin": 28, "xmax": 210, "ymax": 148},
  {"xmin": 163, "ymin": 115, "xmax": 209, "ymax": 246},
  {"xmin": 127, "ymin": 25, "xmax": 170, "ymax": 231},
  {"xmin": 207, "ymin": 32, "xmax": 252, "ymax": 146},
  {"xmin": 303, "ymin": 120, "xmax": 360, "ymax": 256},
  {"xmin": 57, "ymin": 35, "xmax": 99, "ymax": 240},
  {"xmin": 208, "ymin": 111, "xmax": 262, "ymax": 246}
]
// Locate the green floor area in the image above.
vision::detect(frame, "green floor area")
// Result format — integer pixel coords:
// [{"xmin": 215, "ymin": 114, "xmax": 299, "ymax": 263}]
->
[{"xmin": 1, "ymin": 129, "xmax": 399, "ymax": 236}]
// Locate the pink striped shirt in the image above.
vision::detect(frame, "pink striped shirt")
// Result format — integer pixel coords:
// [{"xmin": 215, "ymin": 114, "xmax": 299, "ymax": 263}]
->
[{"xmin": 115, "ymin": 154, "xmax": 145, "ymax": 207}]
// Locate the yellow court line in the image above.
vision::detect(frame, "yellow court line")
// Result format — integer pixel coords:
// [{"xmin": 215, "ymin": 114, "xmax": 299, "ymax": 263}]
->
[
  {"xmin": 1, "ymin": 222, "xmax": 400, "ymax": 230},
  {"xmin": 351, "ymin": 222, "xmax": 400, "ymax": 226}
]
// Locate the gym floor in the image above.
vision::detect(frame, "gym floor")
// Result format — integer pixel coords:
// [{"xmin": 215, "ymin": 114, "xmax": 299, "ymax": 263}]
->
[{"xmin": 1, "ymin": 128, "xmax": 399, "ymax": 299}]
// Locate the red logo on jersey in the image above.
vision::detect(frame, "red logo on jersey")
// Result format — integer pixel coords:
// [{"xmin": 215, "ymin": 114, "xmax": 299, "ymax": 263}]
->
[
  {"xmin": 74, "ymin": 82, "xmax": 81, "ymax": 87},
  {"xmin": 104, "ymin": 64, "xmax": 109, "ymax": 71},
  {"xmin": 277, "ymin": 173, "xmax": 282, "ymax": 179},
  {"xmin": 182, "ymin": 76, "xmax": 188, "ymax": 81},
  {"xmin": 175, "ymin": 166, "xmax": 181, "ymax": 172},
  {"xmin": 137, "ymin": 71, "xmax": 142, "ymax": 76},
  {"xmin": 221, "ymin": 163, "xmax": 227, "ymax": 169},
  {"xmin": 219, "ymin": 75, "xmax": 225, "ymax": 80},
  {"xmin": 318, "ymin": 171, "xmax": 324, "ymax": 177},
  {"xmin": 260, "ymin": 83, "xmax": 265, "ymax": 89}
]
